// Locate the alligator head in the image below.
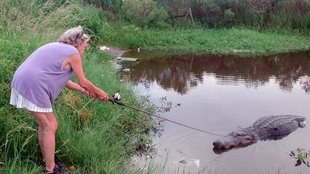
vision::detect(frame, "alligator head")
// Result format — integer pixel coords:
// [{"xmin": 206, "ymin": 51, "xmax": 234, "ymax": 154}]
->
[{"xmin": 213, "ymin": 129, "xmax": 256, "ymax": 150}]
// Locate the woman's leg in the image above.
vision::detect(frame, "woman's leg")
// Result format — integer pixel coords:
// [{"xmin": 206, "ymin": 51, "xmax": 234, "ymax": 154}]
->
[
  {"xmin": 31, "ymin": 111, "xmax": 58, "ymax": 172},
  {"xmin": 38, "ymin": 126, "xmax": 45, "ymax": 159}
]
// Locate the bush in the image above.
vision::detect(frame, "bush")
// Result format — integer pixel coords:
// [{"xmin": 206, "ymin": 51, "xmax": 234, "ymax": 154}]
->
[
  {"xmin": 121, "ymin": 0, "xmax": 168, "ymax": 28},
  {"xmin": 223, "ymin": 8, "xmax": 236, "ymax": 26}
]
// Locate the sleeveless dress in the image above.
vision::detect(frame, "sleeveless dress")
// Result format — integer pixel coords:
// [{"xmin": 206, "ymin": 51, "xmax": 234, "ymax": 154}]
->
[{"xmin": 10, "ymin": 42, "xmax": 79, "ymax": 112}]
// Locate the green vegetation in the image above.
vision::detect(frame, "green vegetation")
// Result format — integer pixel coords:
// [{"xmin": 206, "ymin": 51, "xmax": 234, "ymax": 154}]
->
[
  {"xmin": 101, "ymin": 26, "xmax": 310, "ymax": 56},
  {"xmin": 1, "ymin": 0, "xmax": 310, "ymax": 173},
  {"xmin": 290, "ymin": 148, "xmax": 310, "ymax": 167},
  {"xmin": 0, "ymin": 0, "xmax": 154, "ymax": 173},
  {"xmin": 86, "ymin": 0, "xmax": 310, "ymax": 32},
  {"xmin": 86, "ymin": 0, "xmax": 310, "ymax": 56}
]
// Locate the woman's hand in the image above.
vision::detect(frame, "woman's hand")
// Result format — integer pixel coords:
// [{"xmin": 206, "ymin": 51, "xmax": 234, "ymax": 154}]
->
[
  {"xmin": 84, "ymin": 89, "xmax": 109, "ymax": 101},
  {"xmin": 82, "ymin": 90, "xmax": 96, "ymax": 98},
  {"xmin": 96, "ymin": 90, "xmax": 109, "ymax": 102}
]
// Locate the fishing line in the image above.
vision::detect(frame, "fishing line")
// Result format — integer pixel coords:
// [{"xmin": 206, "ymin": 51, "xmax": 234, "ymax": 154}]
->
[{"xmin": 109, "ymin": 98, "xmax": 224, "ymax": 137}]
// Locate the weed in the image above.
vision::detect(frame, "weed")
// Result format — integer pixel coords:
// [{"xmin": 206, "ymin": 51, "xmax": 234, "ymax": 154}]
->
[{"xmin": 290, "ymin": 148, "xmax": 310, "ymax": 167}]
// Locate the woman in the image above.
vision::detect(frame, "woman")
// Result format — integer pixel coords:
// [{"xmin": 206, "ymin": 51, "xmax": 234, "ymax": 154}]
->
[{"xmin": 10, "ymin": 26, "xmax": 109, "ymax": 174}]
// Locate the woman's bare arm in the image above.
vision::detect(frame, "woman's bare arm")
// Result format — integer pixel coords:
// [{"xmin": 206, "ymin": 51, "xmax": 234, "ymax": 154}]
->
[
  {"xmin": 65, "ymin": 54, "xmax": 109, "ymax": 101},
  {"xmin": 66, "ymin": 80, "xmax": 84, "ymax": 92}
]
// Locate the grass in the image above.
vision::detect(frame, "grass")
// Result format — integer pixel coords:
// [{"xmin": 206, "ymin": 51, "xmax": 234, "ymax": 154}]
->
[
  {"xmin": 0, "ymin": 24, "xmax": 156, "ymax": 172},
  {"xmin": 0, "ymin": 0, "xmax": 155, "ymax": 173},
  {"xmin": 100, "ymin": 25, "xmax": 310, "ymax": 57},
  {"xmin": 0, "ymin": 36, "xmax": 155, "ymax": 173},
  {"xmin": 0, "ymin": 35, "xmax": 155, "ymax": 173}
]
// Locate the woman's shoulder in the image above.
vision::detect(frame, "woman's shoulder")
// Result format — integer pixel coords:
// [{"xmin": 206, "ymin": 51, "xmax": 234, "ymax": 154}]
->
[
  {"xmin": 46, "ymin": 42, "xmax": 74, "ymax": 48},
  {"xmin": 42, "ymin": 42, "xmax": 78, "ymax": 52}
]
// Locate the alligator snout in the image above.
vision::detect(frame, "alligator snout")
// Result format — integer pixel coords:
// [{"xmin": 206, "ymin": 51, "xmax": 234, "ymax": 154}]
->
[
  {"xmin": 213, "ymin": 140, "xmax": 224, "ymax": 149},
  {"xmin": 213, "ymin": 139, "xmax": 236, "ymax": 149}
]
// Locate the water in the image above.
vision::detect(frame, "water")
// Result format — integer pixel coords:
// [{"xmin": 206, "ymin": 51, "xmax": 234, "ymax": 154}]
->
[{"xmin": 120, "ymin": 50, "xmax": 310, "ymax": 174}]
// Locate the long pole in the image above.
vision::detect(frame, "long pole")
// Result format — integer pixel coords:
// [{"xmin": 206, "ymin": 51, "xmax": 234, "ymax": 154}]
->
[{"xmin": 109, "ymin": 99, "xmax": 224, "ymax": 137}]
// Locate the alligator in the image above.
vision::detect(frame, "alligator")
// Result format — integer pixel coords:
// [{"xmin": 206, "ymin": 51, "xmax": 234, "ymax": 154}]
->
[{"xmin": 213, "ymin": 115, "xmax": 306, "ymax": 150}]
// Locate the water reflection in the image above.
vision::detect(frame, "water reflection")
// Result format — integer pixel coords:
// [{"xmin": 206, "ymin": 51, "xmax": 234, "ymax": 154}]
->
[
  {"xmin": 300, "ymin": 76, "xmax": 310, "ymax": 94},
  {"xmin": 122, "ymin": 51, "xmax": 310, "ymax": 94}
]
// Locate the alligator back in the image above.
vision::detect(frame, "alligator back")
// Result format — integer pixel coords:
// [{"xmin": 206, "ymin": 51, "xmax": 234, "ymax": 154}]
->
[{"xmin": 252, "ymin": 115, "xmax": 306, "ymax": 140}]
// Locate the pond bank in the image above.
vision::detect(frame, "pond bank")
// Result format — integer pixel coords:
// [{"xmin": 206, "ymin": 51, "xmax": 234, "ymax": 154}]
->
[
  {"xmin": 100, "ymin": 46, "xmax": 129, "ymax": 57},
  {"xmin": 100, "ymin": 27, "xmax": 310, "ymax": 57}
]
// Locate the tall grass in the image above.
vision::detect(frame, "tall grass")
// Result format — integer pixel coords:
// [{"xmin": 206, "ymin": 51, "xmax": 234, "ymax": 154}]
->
[
  {"xmin": 293, "ymin": 13, "xmax": 310, "ymax": 32},
  {"xmin": 272, "ymin": 10, "xmax": 293, "ymax": 30},
  {"xmin": 0, "ymin": 0, "xmax": 154, "ymax": 173},
  {"xmin": 100, "ymin": 26, "xmax": 310, "ymax": 57}
]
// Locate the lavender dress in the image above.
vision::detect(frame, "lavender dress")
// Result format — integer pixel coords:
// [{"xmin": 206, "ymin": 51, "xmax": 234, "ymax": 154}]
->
[{"xmin": 10, "ymin": 42, "xmax": 79, "ymax": 112}]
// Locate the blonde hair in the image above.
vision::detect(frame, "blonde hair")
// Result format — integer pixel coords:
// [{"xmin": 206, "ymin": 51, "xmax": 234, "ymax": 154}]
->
[{"xmin": 58, "ymin": 26, "xmax": 89, "ymax": 46}]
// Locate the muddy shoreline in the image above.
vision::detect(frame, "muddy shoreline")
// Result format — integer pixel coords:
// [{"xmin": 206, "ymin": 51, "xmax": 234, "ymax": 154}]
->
[{"xmin": 100, "ymin": 46, "xmax": 129, "ymax": 57}]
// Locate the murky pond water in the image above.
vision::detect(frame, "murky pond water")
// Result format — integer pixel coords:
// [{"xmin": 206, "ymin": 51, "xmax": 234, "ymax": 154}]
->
[{"xmin": 120, "ymin": 50, "xmax": 310, "ymax": 174}]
